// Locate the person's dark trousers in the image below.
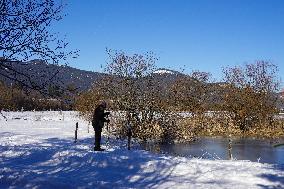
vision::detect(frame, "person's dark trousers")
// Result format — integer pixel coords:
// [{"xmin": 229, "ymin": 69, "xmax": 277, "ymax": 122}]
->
[{"xmin": 94, "ymin": 129, "xmax": 102, "ymax": 150}]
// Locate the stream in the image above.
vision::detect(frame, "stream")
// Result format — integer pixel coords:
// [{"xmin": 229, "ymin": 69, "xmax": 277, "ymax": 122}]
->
[{"xmin": 143, "ymin": 137, "xmax": 284, "ymax": 164}]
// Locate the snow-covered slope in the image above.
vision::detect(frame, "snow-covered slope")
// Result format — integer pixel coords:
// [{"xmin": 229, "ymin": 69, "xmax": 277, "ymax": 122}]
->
[
  {"xmin": 153, "ymin": 69, "xmax": 176, "ymax": 75},
  {"xmin": 0, "ymin": 111, "xmax": 283, "ymax": 188}
]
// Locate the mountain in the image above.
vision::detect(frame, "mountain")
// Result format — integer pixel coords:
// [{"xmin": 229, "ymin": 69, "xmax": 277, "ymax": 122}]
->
[
  {"xmin": 151, "ymin": 68, "xmax": 187, "ymax": 87},
  {"xmin": 1, "ymin": 60, "xmax": 283, "ymax": 111},
  {"xmin": 152, "ymin": 68, "xmax": 181, "ymax": 75},
  {"xmin": 0, "ymin": 61, "xmax": 186, "ymax": 93},
  {"xmin": 0, "ymin": 59, "xmax": 105, "ymax": 92}
]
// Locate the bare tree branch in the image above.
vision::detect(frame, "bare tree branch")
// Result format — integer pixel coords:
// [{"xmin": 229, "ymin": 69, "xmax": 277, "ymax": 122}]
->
[{"xmin": 0, "ymin": 0, "xmax": 78, "ymax": 97}]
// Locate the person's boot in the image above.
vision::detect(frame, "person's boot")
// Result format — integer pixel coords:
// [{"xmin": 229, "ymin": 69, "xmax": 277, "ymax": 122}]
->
[{"xmin": 94, "ymin": 146, "xmax": 105, "ymax": 151}]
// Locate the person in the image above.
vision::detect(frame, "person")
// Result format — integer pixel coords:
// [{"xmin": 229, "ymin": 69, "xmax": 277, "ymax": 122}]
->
[{"xmin": 92, "ymin": 101, "xmax": 110, "ymax": 151}]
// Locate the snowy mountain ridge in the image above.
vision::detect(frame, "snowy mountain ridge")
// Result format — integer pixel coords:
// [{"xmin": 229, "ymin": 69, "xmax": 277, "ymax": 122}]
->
[
  {"xmin": 0, "ymin": 60, "xmax": 183, "ymax": 92},
  {"xmin": 152, "ymin": 68, "xmax": 176, "ymax": 75},
  {"xmin": 152, "ymin": 68, "xmax": 182, "ymax": 76}
]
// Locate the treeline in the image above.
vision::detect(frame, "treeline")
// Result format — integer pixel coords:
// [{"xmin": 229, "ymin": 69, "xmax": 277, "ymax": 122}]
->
[
  {"xmin": 2, "ymin": 49, "xmax": 282, "ymax": 141},
  {"xmin": 75, "ymin": 50, "xmax": 284, "ymax": 142},
  {"xmin": 0, "ymin": 81, "xmax": 74, "ymax": 111}
]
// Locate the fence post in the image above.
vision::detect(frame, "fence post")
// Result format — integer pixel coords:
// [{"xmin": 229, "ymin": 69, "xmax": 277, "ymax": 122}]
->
[
  {"xmin": 228, "ymin": 137, "xmax": 233, "ymax": 160},
  {"xmin": 88, "ymin": 121, "xmax": 90, "ymax": 133},
  {"xmin": 74, "ymin": 122, "xmax": 78, "ymax": 143}
]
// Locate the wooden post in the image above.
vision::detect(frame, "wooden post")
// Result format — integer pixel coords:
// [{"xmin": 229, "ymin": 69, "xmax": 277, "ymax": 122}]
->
[
  {"xmin": 74, "ymin": 122, "xmax": 78, "ymax": 143},
  {"xmin": 127, "ymin": 125, "xmax": 132, "ymax": 150},
  {"xmin": 88, "ymin": 121, "xmax": 90, "ymax": 133},
  {"xmin": 228, "ymin": 137, "xmax": 233, "ymax": 160},
  {"xmin": 126, "ymin": 113, "xmax": 132, "ymax": 150}
]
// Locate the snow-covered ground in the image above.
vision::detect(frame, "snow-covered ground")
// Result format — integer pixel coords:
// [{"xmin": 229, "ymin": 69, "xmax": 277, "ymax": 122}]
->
[{"xmin": 0, "ymin": 111, "xmax": 283, "ymax": 189}]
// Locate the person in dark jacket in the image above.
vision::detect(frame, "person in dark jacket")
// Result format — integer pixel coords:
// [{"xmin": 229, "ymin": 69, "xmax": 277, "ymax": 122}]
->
[{"xmin": 92, "ymin": 101, "xmax": 110, "ymax": 151}]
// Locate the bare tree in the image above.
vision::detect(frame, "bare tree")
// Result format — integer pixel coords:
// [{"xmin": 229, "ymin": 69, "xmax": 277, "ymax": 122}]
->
[
  {"xmin": 76, "ymin": 49, "xmax": 192, "ymax": 143},
  {"xmin": 171, "ymin": 71, "xmax": 211, "ymax": 115},
  {"xmin": 102, "ymin": 49, "xmax": 166, "ymax": 141},
  {"xmin": 0, "ymin": 0, "xmax": 77, "ymax": 94},
  {"xmin": 169, "ymin": 71, "xmax": 214, "ymax": 137},
  {"xmin": 222, "ymin": 61, "xmax": 280, "ymax": 131}
]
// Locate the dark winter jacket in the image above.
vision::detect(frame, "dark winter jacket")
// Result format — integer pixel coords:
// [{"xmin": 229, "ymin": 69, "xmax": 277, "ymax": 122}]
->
[{"xmin": 92, "ymin": 105, "xmax": 109, "ymax": 132}]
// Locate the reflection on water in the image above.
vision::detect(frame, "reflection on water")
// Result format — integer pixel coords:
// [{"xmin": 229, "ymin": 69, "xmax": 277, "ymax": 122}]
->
[{"xmin": 143, "ymin": 137, "xmax": 284, "ymax": 164}]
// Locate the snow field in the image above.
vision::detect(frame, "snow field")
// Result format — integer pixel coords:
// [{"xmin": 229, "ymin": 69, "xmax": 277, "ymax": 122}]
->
[{"xmin": 0, "ymin": 111, "xmax": 283, "ymax": 189}]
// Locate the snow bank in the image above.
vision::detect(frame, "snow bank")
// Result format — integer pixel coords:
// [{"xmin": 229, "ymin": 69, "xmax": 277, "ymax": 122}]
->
[{"xmin": 0, "ymin": 111, "xmax": 283, "ymax": 188}]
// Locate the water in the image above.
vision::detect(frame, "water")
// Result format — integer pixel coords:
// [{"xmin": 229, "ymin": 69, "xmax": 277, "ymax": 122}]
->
[{"xmin": 144, "ymin": 137, "xmax": 284, "ymax": 164}]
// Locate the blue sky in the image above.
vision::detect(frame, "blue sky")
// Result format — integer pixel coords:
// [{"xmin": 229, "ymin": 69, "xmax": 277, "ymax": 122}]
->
[{"xmin": 54, "ymin": 0, "xmax": 284, "ymax": 85}]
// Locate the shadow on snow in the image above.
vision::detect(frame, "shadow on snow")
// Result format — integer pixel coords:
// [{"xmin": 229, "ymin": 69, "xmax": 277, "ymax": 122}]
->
[
  {"xmin": 0, "ymin": 133, "xmax": 183, "ymax": 188},
  {"xmin": 257, "ymin": 164, "xmax": 284, "ymax": 189},
  {"xmin": 1, "ymin": 132, "xmax": 284, "ymax": 188}
]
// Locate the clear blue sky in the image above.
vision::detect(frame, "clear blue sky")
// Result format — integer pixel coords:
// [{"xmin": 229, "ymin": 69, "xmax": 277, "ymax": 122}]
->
[{"xmin": 54, "ymin": 0, "xmax": 284, "ymax": 85}]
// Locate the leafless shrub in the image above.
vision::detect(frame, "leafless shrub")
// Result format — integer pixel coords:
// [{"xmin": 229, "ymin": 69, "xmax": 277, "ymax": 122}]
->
[
  {"xmin": 222, "ymin": 61, "xmax": 280, "ymax": 131},
  {"xmin": 76, "ymin": 49, "xmax": 194, "ymax": 143}
]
